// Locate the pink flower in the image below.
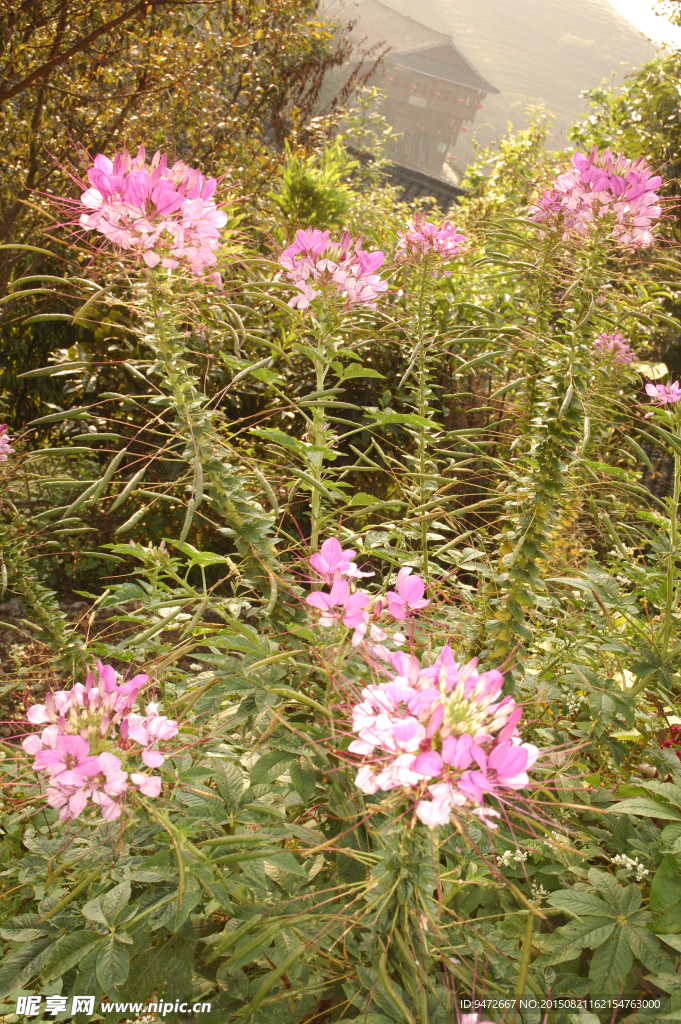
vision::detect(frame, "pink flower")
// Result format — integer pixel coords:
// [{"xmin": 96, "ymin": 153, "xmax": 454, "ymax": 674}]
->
[
  {"xmin": 46, "ymin": 784, "xmax": 89, "ymax": 823},
  {"xmin": 386, "ymin": 568, "xmax": 429, "ymax": 620},
  {"xmin": 34, "ymin": 735, "xmax": 100, "ymax": 785},
  {"xmin": 127, "ymin": 702, "xmax": 178, "ymax": 766},
  {"xmin": 131, "ymin": 773, "xmax": 162, "ymax": 797},
  {"xmin": 396, "ymin": 214, "xmax": 467, "ymax": 272},
  {"xmin": 645, "ymin": 380, "xmax": 681, "ymax": 405},
  {"xmin": 593, "ymin": 331, "xmax": 635, "ymax": 365},
  {"xmin": 529, "ymin": 145, "xmax": 663, "ymax": 248},
  {"xmin": 310, "ymin": 538, "xmax": 357, "ymax": 582},
  {"xmin": 0, "ymin": 425, "xmax": 14, "ymax": 462},
  {"xmin": 415, "ymin": 780, "xmax": 467, "ymax": 827},
  {"xmin": 22, "ymin": 734, "xmax": 43, "ymax": 756},
  {"xmin": 355, "ymin": 766, "xmax": 380, "ymax": 794},
  {"xmin": 89, "ymin": 752, "xmax": 128, "ymax": 820},
  {"xmin": 75, "ymin": 146, "xmax": 228, "ymax": 286},
  {"xmin": 279, "ymin": 229, "xmax": 388, "ymax": 310},
  {"xmin": 306, "ymin": 579, "xmax": 370, "ymax": 631},
  {"xmin": 457, "ymin": 739, "xmax": 539, "ymax": 802}
]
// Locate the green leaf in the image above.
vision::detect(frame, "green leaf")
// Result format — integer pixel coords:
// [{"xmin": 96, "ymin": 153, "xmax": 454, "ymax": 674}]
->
[
  {"xmin": 588, "ymin": 928, "xmax": 633, "ymax": 996},
  {"xmin": 588, "ymin": 868, "xmax": 626, "ymax": 911},
  {"xmin": 0, "ymin": 938, "xmax": 57, "ymax": 997},
  {"xmin": 72, "ymin": 949, "xmax": 102, "ymax": 1022},
  {"xmin": 250, "ymin": 750, "xmax": 294, "ymax": 785},
  {"xmin": 249, "ymin": 428, "xmax": 309, "ymax": 450},
  {"xmin": 651, "ymin": 855, "xmax": 681, "ymax": 933},
  {"xmin": 290, "ymin": 755, "xmax": 316, "ymax": 802},
  {"xmin": 336, "ymin": 364, "xmax": 384, "ymax": 380},
  {"xmin": 213, "ymin": 761, "xmax": 244, "ymax": 810},
  {"xmin": 611, "ymin": 797, "xmax": 681, "ymax": 820},
  {"xmin": 547, "ymin": 888, "xmax": 614, "ymax": 918},
  {"xmin": 96, "ymin": 936, "xmax": 130, "ymax": 993},
  {"xmin": 625, "ymin": 918, "xmax": 670, "ymax": 973},
  {"xmin": 548, "ymin": 918, "xmax": 616, "ymax": 964},
  {"xmin": 160, "ymin": 935, "xmax": 194, "ymax": 996},
  {"xmin": 125, "ymin": 942, "xmax": 168, "ymax": 1002},
  {"xmin": 0, "ymin": 914, "xmax": 58, "ymax": 942},
  {"xmin": 453, "ymin": 349, "xmax": 506, "ymax": 375},
  {"xmin": 44, "ymin": 931, "xmax": 105, "ymax": 980},
  {"xmin": 101, "ymin": 881, "xmax": 132, "ymax": 926},
  {"xmin": 82, "ymin": 895, "xmax": 108, "ymax": 927},
  {"xmin": 371, "ymin": 411, "xmax": 433, "ymax": 429},
  {"xmin": 266, "ymin": 851, "xmax": 308, "ymax": 878},
  {"xmin": 18, "ymin": 361, "xmax": 89, "ymax": 378}
]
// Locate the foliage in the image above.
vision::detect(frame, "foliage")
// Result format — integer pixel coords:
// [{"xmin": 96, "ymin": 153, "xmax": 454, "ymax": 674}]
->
[{"xmin": 7, "ymin": 28, "xmax": 681, "ymax": 1024}]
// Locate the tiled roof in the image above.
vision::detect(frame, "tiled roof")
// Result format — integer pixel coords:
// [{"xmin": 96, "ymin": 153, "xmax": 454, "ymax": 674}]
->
[
  {"xmin": 392, "ymin": 48, "xmax": 499, "ymax": 94},
  {"xmin": 382, "ymin": 163, "xmax": 465, "ymax": 211}
]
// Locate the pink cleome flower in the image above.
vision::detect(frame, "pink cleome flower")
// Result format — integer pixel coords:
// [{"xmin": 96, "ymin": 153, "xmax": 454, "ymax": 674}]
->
[
  {"xmin": 348, "ymin": 645, "xmax": 539, "ymax": 828},
  {"xmin": 593, "ymin": 331, "xmax": 635, "ymax": 365},
  {"xmin": 385, "ymin": 567, "xmax": 430, "ymax": 620},
  {"xmin": 76, "ymin": 146, "xmax": 228, "ymax": 286},
  {"xmin": 24, "ymin": 661, "xmax": 175, "ymax": 823},
  {"xmin": 645, "ymin": 380, "xmax": 681, "ymax": 405},
  {"xmin": 529, "ymin": 145, "xmax": 663, "ymax": 248},
  {"xmin": 279, "ymin": 228, "xmax": 388, "ymax": 310},
  {"xmin": 395, "ymin": 213, "xmax": 467, "ymax": 274},
  {"xmin": 0, "ymin": 425, "xmax": 14, "ymax": 462}
]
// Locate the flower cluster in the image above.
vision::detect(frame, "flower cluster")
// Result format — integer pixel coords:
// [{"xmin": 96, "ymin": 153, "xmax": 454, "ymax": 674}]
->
[
  {"xmin": 529, "ymin": 145, "xmax": 663, "ymax": 248},
  {"xmin": 0, "ymin": 425, "xmax": 14, "ymax": 462},
  {"xmin": 645, "ymin": 379, "xmax": 681, "ymax": 406},
  {"xmin": 306, "ymin": 538, "xmax": 428, "ymax": 646},
  {"xmin": 396, "ymin": 213, "xmax": 467, "ymax": 272},
  {"xmin": 593, "ymin": 330, "xmax": 635, "ymax": 365},
  {"xmin": 77, "ymin": 146, "xmax": 228, "ymax": 285},
  {"xmin": 22, "ymin": 661, "xmax": 178, "ymax": 822},
  {"xmin": 611, "ymin": 853, "xmax": 649, "ymax": 881},
  {"xmin": 279, "ymin": 228, "xmax": 388, "ymax": 310},
  {"xmin": 349, "ymin": 646, "xmax": 539, "ymax": 828}
]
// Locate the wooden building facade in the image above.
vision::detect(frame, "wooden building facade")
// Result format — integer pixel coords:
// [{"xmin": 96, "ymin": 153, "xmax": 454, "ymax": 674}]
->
[{"xmin": 381, "ymin": 41, "xmax": 498, "ymax": 176}]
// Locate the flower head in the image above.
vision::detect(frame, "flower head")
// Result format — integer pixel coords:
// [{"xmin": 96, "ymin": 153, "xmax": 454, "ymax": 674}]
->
[
  {"xmin": 386, "ymin": 567, "xmax": 430, "ymax": 620},
  {"xmin": 347, "ymin": 644, "xmax": 540, "ymax": 828},
  {"xmin": 23, "ymin": 660, "xmax": 176, "ymax": 824},
  {"xmin": 645, "ymin": 380, "xmax": 681, "ymax": 405},
  {"xmin": 0, "ymin": 425, "xmax": 14, "ymax": 462},
  {"xmin": 529, "ymin": 145, "xmax": 663, "ymax": 248},
  {"xmin": 396, "ymin": 214, "xmax": 466, "ymax": 274},
  {"xmin": 279, "ymin": 229, "xmax": 388, "ymax": 310},
  {"xmin": 593, "ymin": 331, "xmax": 635, "ymax": 365},
  {"xmin": 76, "ymin": 146, "xmax": 228, "ymax": 286}
]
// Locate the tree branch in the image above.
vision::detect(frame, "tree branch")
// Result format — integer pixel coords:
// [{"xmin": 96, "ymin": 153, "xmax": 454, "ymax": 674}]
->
[{"xmin": 0, "ymin": 0, "xmax": 180, "ymax": 102}]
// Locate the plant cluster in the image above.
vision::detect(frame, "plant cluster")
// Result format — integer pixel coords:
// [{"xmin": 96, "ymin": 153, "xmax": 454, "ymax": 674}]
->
[{"xmin": 6, "ymin": 35, "xmax": 681, "ymax": 1024}]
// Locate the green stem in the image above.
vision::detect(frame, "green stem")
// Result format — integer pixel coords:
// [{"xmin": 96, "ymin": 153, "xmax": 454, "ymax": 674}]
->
[
  {"xmin": 514, "ymin": 907, "xmax": 536, "ymax": 998},
  {"xmin": 663, "ymin": 443, "xmax": 680, "ymax": 656},
  {"xmin": 310, "ymin": 336, "xmax": 326, "ymax": 553},
  {"xmin": 416, "ymin": 267, "xmax": 429, "ymax": 579}
]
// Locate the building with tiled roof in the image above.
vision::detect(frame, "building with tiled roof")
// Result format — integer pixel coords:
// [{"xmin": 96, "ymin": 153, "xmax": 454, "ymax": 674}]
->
[{"xmin": 323, "ymin": 0, "xmax": 498, "ymax": 177}]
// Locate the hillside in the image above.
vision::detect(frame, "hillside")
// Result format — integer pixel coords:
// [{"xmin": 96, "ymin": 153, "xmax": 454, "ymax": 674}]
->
[{"xmin": 331, "ymin": 0, "xmax": 659, "ymax": 165}]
